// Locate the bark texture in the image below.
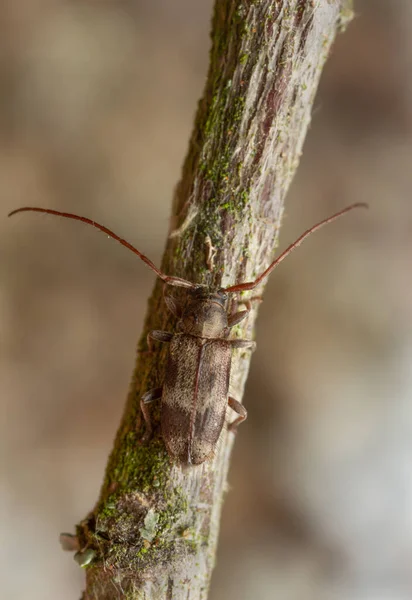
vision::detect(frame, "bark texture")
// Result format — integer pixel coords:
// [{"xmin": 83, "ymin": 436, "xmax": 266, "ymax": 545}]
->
[{"xmin": 75, "ymin": 1, "xmax": 353, "ymax": 598}]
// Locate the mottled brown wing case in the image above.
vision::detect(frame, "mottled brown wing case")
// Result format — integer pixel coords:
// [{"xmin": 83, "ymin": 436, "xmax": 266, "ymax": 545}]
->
[{"xmin": 161, "ymin": 335, "xmax": 231, "ymax": 464}]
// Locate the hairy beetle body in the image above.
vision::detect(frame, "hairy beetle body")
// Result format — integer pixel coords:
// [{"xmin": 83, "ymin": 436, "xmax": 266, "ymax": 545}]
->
[
  {"xmin": 162, "ymin": 335, "xmax": 231, "ymax": 464},
  {"xmin": 141, "ymin": 294, "xmax": 253, "ymax": 465}
]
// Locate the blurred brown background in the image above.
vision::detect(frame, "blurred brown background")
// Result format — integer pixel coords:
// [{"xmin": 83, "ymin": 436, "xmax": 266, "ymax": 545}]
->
[{"xmin": 2, "ymin": 1, "xmax": 412, "ymax": 598}]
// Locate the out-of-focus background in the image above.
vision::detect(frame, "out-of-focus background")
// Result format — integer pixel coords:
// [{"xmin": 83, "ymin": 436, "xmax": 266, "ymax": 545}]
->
[{"xmin": 1, "ymin": 1, "xmax": 411, "ymax": 598}]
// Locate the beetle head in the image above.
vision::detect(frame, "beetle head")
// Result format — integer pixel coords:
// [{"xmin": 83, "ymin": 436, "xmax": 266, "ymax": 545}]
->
[{"xmin": 193, "ymin": 287, "xmax": 228, "ymax": 305}]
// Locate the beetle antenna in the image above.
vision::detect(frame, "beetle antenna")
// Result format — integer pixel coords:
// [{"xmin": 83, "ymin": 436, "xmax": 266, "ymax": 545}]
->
[
  {"xmin": 8, "ymin": 206, "xmax": 197, "ymax": 289},
  {"xmin": 223, "ymin": 202, "xmax": 368, "ymax": 294}
]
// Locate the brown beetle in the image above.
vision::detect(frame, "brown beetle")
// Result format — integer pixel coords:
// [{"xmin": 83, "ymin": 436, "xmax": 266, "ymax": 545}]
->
[
  {"xmin": 140, "ymin": 288, "xmax": 255, "ymax": 464},
  {"xmin": 9, "ymin": 203, "xmax": 367, "ymax": 464}
]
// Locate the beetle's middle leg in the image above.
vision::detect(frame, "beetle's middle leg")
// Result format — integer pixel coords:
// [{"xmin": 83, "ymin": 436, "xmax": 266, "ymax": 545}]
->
[
  {"xmin": 145, "ymin": 330, "xmax": 173, "ymax": 352},
  {"xmin": 227, "ymin": 396, "xmax": 247, "ymax": 432},
  {"xmin": 140, "ymin": 386, "xmax": 163, "ymax": 443},
  {"xmin": 230, "ymin": 339, "xmax": 256, "ymax": 351}
]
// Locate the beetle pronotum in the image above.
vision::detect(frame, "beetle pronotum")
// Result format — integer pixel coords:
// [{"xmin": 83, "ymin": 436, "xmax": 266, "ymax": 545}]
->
[{"xmin": 9, "ymin": 202, "xmax": 367, "ymax": 464}]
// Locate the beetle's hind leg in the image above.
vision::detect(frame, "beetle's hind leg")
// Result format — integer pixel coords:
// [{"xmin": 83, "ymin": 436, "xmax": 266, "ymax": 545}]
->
[
  {"xmin": 228, "ymin": 396, "xmax": 247, "ymax": 432},
  {"xmin": 140, "ymin": 387, "xmax": 162, "ymax": 443}
]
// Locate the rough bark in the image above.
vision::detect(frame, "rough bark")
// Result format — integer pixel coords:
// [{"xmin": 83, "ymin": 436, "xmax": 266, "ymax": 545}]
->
[{"xmin": 73, "ymin": 1, "xmax": 353, "ymax": 598}]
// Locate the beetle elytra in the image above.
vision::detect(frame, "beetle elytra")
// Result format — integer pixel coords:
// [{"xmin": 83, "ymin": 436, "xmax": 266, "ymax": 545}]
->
[{"xmin": 9, "ymin": 202, "xmax": 367, "ymax": 464}]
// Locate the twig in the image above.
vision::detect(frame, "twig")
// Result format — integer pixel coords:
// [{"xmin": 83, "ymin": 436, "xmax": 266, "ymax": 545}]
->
[{"xmin": 75, "ymin": 1, "xmax": 354, "ymax": 598}]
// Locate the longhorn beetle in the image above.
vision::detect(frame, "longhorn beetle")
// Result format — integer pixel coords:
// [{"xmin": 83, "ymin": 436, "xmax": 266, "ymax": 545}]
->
[{"xmin": 9, "ymin": 203, "xmax": 367, "ymax": 464}]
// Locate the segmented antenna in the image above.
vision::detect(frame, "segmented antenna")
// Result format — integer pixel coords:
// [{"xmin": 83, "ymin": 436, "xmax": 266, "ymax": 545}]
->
[
  {"xmin": 9, "ymin": 202, "xmax": 368, "ymax": 294},
  {"xmin": 8, "ymin": 206, "xmax": 196, "ymax": 289},
  {"xmin": 223, "ymin": 202, "xmax": 368, "ymax": 294}
]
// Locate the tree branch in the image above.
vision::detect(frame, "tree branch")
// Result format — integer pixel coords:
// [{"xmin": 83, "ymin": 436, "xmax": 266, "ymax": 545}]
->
[{"xmin": 73, "ymin": 1, "xmax": 353, "ymax": 598}]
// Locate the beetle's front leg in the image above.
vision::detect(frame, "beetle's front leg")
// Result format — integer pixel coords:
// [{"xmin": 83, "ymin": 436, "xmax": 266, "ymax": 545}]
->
[
  {"xmin": 163, "ymin": 294, "xmax": 183, "ymax": 319},
  {"xmin": 227, "ymin": 296, "xmax": 263, "ymax": 329},
  {"xmin": 228, "ymin": 396, "xmax": 247, "ymax": 432},
  {"xmin": 237, "ymin": 296, "xmax": 263, "ymax": 312},
  {"xmin": 140, "ymin": 386, "xmax": 163, "ymax": 443}
]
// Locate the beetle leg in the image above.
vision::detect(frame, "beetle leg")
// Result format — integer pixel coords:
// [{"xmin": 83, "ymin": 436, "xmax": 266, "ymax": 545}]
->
[
  {"xmin": 145, "ymin": 330, "xmax": 173, "ymax": 352},
  {"xmin": 164, "ymin": 295, "xmax": 183, "ymax": 318},
  {"xmin": 150, "ymin": 330, "xmax": 173, "ymax": 343},
  {"xmin": 227, "ymin": 310, "xmax": 249, "ymax": 328},
  {"xmin": 237, "ymin": 296, "xmax": 263, "ymax": 311},
  {"xmin": 228, "ymin": 296, "xmax": 262, "ymax": 325},
  {"xmin": 140, "ymin": 387, "xmax": 163, "ymax": 443},
  {"xmin": 230, "ymin": 339, "xmax": 256, "ymax": 351},
  {"xmin": 226, "ymin": 295, "xmax": 262, "ymax": 330},
  {"xmin": 227, "ymin": 396, "xmax": 247, "ymax": 432}
]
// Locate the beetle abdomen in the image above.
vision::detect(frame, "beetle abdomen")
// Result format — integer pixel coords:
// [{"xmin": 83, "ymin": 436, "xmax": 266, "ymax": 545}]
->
[{"xmin": 161, "ymin": 335, "xmax": 231, "ymax": 465}]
